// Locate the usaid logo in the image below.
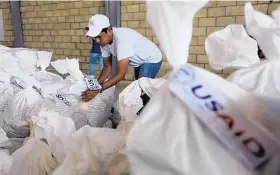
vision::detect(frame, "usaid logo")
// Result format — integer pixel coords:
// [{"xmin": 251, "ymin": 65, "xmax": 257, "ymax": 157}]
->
[{"xmin": 170, "ymin": 64, "xmax": 268, "ymax": 167}]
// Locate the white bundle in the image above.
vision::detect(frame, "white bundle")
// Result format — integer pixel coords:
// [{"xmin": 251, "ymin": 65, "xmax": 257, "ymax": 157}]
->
[
  {"xmin": 205, "ymin": 24, "xmax": 260, "ymax": 70},
  {"xmin": 206, "ymin": 4, "xmax": 280, "ymax": 116},
  {"xmin": 46, "ymin": 94, "xmax": 88, "ymax": 130},
  {"xmin": 1, "ymin": 87, "xmax": 43, "ymax": 138},
  {"xmin": 81, "ymin": 86, "xmax": 115, "ymax": 127},
  {"xmin": 8, "ymin": 137, "xmax": 58, "ymax": 175},
  {"xmin": 51, "ymin": 58, "xmax": 115, "ymax": 127},
  {"xmin": 52, "ymin": 126, "xmax": 125, "ymax": 175}
]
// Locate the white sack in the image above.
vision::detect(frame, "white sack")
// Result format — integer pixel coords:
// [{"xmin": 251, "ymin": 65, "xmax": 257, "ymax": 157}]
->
[
  {"xmin": 205, "ymin": 24, "xmax": 260, "ymax": 70},
  {"xmin": 31, "ymin": 105, "xmax": 76, "ymax": 163},
  {"xmin": 118, "ymin": 80, "xmax": 142, "ymax": 122},
  {"xmin": 8, "ymin": 137, "xmax": 58, "ymax": 175},
  {"xmin": 51, "ymin": 58, "xmax": 84, "ymax": 81},
  {"xmin": 227, "ymin": 60, "xmax": 280, "ymax": 115},
  {"xmin": 0, "ymin": 52, "xmax": 25, "ymax": 77},
  {"xmin": 52, "ymin": 58, "xmax": 115, "ymax": 127},
  {"xmin": 116, "ymin": 77, "xmax": 166, "ymax": 125},
  {"xmin": 146, "ymin": 1, "xmax": 206, "ymax": 68},
  {"xmin": 138, "ymin": 77, "xmax": 166, "ymax": 98},
  {"xmin": 52, "ymin": 126, "xmax": 125, "ymax": 175},
  {"xmin": 36, "ymin": 51, "xmax": 52, "ymax": 71},
  {"xmin": 1, "ymin": 87, "xmax": 43, "ymax": 138},
  {"xmin": 127, "ymin": 1, "xmax": 280, "ymax": 174},
  {"xmin": 226, "ymin": 3, "xmax": 280, "ymax": 115},
  {"xmin": 0, "ymin": 47, "xmax": 52, "ymax": 76},
  {"xmin": 127, "ymin": 64, "xmax": 280, "ymax": 175},
  {"xmin": 244, "ymin": 3, "xmax": 280, "ymax": 61},
  {"xmin": 42, "ymin": 94, "xmax": 88, "ymax": 130}
]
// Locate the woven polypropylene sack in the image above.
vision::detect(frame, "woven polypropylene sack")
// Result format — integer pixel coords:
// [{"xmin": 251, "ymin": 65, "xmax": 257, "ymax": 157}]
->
[
  {"xmin": 46, "ymin": 95, "xmax": 88, "ymax": 130},
  {"xmin": 1, "ymin": 88, "xmax": 43, "ymax": 138},
  {"xmin": 8, "ymin": 137, "xmax": 58, "ymax": 175},
  {"xmin": 81, "ymin": 86, "xmax": 115, "ymax": 127},
  {"xmin": 52, "ymin": 126, "xmax": 124, "ymax": 175},
  {"xmin": 127, "ymin": 65, "xmax": 280, "ymax": 175}
]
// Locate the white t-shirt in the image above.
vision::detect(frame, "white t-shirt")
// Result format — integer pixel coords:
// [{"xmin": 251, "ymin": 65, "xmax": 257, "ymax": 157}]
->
[{"xmin": 101, "ymin": 28, "xmax": 162, "ymax": 68}]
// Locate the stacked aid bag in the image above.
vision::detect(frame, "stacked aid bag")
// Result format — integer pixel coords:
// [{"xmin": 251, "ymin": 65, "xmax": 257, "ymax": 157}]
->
[
  {"xmin": 126, "ymin": 1, "xmax": 280, "ymax": 175},
  {"xmin": 0, "ymin": 44, "xmax": 117, "ymax": 175},
  {"xmin": 205, "ymin": 4, "xmax": 280, "ymax": 116},
  {"xmin": 51, "ymin": 58, "xmax": 115, "ymax": 128}
]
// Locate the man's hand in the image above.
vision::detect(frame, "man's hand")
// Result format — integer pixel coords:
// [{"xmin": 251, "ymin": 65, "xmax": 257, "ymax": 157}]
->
[{"xmin": 80, "ymin": 89, "xmax": 100, "ymax": 102}]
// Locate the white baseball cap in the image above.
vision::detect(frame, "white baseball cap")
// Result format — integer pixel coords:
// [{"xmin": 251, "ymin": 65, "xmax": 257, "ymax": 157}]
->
[{"xmin": 85, "ymin": 14, "xmax": 110, "ymax": 37}]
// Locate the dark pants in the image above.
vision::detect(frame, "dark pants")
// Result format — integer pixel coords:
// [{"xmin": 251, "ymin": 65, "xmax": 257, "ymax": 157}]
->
[{"xmin": 134, "ymin": 61, "xmax": 162, "ymax": 80}]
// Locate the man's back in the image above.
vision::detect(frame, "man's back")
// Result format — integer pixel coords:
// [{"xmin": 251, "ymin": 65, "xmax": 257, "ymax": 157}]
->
[{"xmin": 101, "ymin": 27, "xmax": 162, "ymax": 67}]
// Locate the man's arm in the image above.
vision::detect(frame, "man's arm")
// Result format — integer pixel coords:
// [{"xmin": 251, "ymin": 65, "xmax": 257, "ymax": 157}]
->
[
  {"xmin": 101, "ymin": 58, "xmax": 129, "ymax": 90},
  {"xmin": 97, "ymin": 56, "xmax": 112, "ymax": 84}
]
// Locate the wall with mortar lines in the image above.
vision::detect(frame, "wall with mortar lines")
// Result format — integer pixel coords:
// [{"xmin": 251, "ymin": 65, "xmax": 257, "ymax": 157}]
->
[{"xmin": 0, "ymin": 1, "xmax": 279, "ymax": 80}]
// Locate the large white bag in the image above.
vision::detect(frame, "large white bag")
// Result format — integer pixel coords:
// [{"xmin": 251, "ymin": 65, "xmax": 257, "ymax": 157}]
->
[
  {"xmin": 204, "ymin": 4, "xmax": 280, "ymax": 115},
  {"xmin": 8, "ymin": 137, "xmax": 58, "ymax": 175},
  {"xmin": 45, "ymin": 94, "xmax": 88, "ymax": 130},
  {"xmin": 126, "ymin": 1, "xmax": 280, "ymax": 175},
  {"xmin": 1, "ymin": 74, "xmax": 43, "ymax": 138},
  {"xmin": 52, "ymin": 126, "xmax": 125, "ymax": 175},
  {"xmin": 1, "ymin": 87, "xmax": 43, "ymax": 138},
  {"xmin": 51, "ymin": 58, "xmax": 115, "ymax": 127},
  {"xmin": 0, "ymin": 46, "xmax": 53, "ymax": 76},
  {"xmin": 244, "ymin": 3, "xmax": 280, "ymax": 61},
  {"xmin": 31, "ymin": 104, "xmax": 77, "ymax": 164},
  {"xmin": 205, "ymin": 24, "xmax": 260, "ymax": 70}
]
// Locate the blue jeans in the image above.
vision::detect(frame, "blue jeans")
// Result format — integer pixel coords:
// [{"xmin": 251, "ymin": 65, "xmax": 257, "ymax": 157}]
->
[
  {"xmin": 89, "ymin": 53, "xmax": 103, "ymax": 75},
  {"xmin": 134, "ymin": 61, "xmax": 162, "ymax": 80}
]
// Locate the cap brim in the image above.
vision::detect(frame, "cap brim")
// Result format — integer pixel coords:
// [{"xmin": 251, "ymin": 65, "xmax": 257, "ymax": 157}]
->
[{"xmin": 85, "ymin": 27, "xmax": 103, "ymax": 37}]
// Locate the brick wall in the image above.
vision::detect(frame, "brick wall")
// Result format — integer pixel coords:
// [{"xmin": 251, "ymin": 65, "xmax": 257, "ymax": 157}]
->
[
  {"xmin": 0, "ymin": 1, "xmax": 279, "ymax": 79},
  {"xmin": 20, "ymin": 1, "xmax": 105, "ymax": 74},
  {"xmin": 0, "ymin": 1, "xmax": 13, "ymax": 47},
  {"xmin": 121, "ymin": 0, "xmax": 280, "ymax": 79}
]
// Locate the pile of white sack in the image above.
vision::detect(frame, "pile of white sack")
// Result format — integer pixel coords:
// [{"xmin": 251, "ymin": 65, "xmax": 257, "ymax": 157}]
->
[{"xmin": 0, "ymin": 44, "xmax": 130, "ymax": 174}]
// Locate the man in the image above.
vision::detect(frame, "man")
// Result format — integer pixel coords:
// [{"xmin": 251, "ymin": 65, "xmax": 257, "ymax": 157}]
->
[{"xmin": 81, "ymin": 14, "xmax": 162, "ymax": 102}]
